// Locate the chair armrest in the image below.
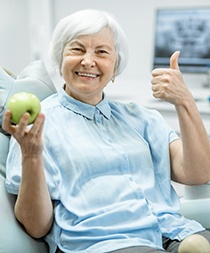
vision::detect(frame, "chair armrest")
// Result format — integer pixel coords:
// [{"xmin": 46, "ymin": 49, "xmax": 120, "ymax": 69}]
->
[
  {"xmin": 180, "ymin": 183, "xmax": 210, "ymax": 230},
  {"xmin": 0, "ymin": 175, "xmax": 49, "ymax": 253}
]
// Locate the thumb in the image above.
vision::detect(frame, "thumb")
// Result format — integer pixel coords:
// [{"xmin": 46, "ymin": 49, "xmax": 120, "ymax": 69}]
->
[{"xmin": 170, "ymin": 51, "xmax": 180, "ymax": 70}]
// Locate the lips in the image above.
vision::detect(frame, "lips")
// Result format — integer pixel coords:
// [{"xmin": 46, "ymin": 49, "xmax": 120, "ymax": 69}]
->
[{"xmin": 75, "ymin": 71, "xmax": 100, "ymax": 78}]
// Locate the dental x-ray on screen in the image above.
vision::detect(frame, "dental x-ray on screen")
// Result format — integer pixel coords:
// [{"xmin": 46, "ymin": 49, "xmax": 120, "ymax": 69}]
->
[{"xmin": 153, "ymin": 7, "xmax": 210, "ymax": 73}]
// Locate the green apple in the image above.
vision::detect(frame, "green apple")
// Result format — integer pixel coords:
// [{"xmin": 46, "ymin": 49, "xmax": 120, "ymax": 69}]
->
[{"xmin": 7, "ymin": 92, "xmax": 41, "ymax": 125}]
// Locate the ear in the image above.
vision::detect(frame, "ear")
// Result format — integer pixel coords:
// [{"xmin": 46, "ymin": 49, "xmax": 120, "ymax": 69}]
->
[
  {"xmin": 111, "ymin": 64, "xmax": 117, "ymax": 83},
  {"xmin": 111, "ymin": 76, "xmax": 115, "ymax": 83}
]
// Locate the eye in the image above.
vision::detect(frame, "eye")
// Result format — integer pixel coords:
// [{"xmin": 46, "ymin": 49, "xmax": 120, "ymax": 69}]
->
[
  {"xmin": 96, "ymin": 49, "xmax": 108, "ymax": 55},
  {"xmin": 70, "ymin": 47, "xmax": 84, "ymax": 54}
]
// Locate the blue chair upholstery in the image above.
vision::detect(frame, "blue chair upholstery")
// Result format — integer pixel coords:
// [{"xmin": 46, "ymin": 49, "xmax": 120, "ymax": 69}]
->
[{"xmin": 0, "ymin": 62, "xmax": 57, "ymax": 253}]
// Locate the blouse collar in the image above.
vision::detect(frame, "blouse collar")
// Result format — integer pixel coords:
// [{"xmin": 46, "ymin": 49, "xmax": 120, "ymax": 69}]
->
[{"xmin": 58, "ymin": 89, "xmax": 111, "ymax": 120}]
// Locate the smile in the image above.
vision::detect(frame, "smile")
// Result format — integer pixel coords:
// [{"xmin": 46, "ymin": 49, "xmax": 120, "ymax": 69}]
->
[{"xmin": 76, "ymin": 72, "xmax": 100, "ymax": 78}]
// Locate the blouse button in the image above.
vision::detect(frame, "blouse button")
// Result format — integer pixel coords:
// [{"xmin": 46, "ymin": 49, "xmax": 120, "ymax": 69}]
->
[{"xmin": 122, "ymin": 154, "xmax": 128, "ymax": 160}]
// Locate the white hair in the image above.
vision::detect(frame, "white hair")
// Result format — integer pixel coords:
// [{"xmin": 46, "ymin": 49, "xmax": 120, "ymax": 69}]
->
[{"xmin": 48, "ymin": 9, "xmax": 129, "ymax": 76}]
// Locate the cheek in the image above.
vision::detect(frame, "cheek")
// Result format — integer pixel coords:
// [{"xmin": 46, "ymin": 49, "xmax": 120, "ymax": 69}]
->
[
  {"xmin": 61, "ymin": 67, "xmax": 73, "ymax": 84},
  {"xmin": 61, "ymin": 55, "xmax": 76, "ymax": 71},
  {"xmin": 103, "ymin": 59, "xmax": 117, "ymax": 76},
  {"xmin": 61, "ymin": 59, "xmax": 74, "ymax": 77}
]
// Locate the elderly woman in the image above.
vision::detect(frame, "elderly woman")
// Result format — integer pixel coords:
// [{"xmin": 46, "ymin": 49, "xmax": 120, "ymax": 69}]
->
[{"xmin": 3, "ymin": 9, "xmax": 210, "ymax": 253}]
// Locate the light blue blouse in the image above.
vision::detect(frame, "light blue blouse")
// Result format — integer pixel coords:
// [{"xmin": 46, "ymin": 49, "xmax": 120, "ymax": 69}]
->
[{"xmin": 5, "ymin": 90, "xmax": 204, "ymax": 253}]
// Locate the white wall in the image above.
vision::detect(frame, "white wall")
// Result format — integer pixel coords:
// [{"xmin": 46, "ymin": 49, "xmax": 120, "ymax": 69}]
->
[
  {"xmin": 1, "ymin": 0, "xmax": 210, "ymax": 79},
  {"xmin": 0, "ymin": 0, "xmax": 30, "ymax": 73},
  {"xmin": 0, "ymin": 0, "xmax": 53, "ymax": 73}
]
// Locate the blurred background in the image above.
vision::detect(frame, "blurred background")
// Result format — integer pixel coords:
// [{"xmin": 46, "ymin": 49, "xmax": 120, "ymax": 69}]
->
[
  {"xmin": 1, "ymin": 0, "xmax": 210, "ymax": 80},
  {"xmin": 1, "ymin": 0, "xmax": 210, "ymax": 198}
]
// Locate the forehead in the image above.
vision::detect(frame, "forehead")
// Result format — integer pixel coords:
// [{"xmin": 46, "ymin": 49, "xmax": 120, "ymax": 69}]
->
[{"xmin": 70, "ymin": 27, "xmax": 115, "ymax": 47}]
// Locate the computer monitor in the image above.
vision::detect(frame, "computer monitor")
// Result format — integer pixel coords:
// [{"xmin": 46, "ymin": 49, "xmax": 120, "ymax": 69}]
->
[{"xmin": 153, "ymin": 7, "xmax": 210, "ymax": 73}]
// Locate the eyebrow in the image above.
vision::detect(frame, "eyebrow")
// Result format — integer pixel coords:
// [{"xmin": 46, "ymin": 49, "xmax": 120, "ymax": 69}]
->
[
  {"xmin": 68, "ymin": 40, "xmax": 84, "ymax": 47},
  {"xmin": 68, "ymin": 39, "xmax": 115, "ymax": 52}
]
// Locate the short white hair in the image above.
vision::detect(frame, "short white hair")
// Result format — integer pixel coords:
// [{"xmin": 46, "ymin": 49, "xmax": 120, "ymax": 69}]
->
[{"xmin": 48, "ymin": 9, "xmax": 129, "ymax": 76}]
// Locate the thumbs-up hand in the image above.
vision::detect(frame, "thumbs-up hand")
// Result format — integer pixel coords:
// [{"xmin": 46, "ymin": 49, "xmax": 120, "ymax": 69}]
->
[{"xmin": 151, "ymin": 51, "xmax": 193, "ymax": 106}]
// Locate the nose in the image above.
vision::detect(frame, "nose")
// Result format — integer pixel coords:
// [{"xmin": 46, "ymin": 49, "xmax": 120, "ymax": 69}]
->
[{"xmin": 81, "ymin": 52, "xmax": 96, "ymax": 68}]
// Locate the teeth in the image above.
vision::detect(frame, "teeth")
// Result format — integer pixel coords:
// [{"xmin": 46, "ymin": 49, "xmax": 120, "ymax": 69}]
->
[{"xmin": 77, "ymin": 72, "xmax": 98, "ymax": 78}]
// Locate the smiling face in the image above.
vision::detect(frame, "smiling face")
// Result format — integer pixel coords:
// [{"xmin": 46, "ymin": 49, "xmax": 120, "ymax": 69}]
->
[{"xmin": 60, "ymin": 27, "xmax": 117, "ymax": 105}]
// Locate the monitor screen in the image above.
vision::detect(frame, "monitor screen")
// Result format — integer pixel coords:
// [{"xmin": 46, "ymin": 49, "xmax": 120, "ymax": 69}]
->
[{"xmin": 153, "ymin": 7, "xmax": 210, "ymax": 73}]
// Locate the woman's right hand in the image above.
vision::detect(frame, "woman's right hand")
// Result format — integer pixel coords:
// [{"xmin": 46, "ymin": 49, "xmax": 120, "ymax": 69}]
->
[
  {"xmin": 3, "ymin": 110, "xmax": 54, "ymax": 238},
  {"xmin": 2, "ymin": 110, "xmax": 45, "ymax": 156}
]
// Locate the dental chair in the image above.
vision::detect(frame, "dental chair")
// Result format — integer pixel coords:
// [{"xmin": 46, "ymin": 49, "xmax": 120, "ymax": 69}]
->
[
  {"xmin": 180, "ymin": 183, "xmax": 210, "ymax": 230},
  {"xmin": 0, "ymin": 62, "xmax": 210, "ymax": 253},
  {"xmin": 0, "ymin": 61, "xmax": 56, "ymax": 253}
]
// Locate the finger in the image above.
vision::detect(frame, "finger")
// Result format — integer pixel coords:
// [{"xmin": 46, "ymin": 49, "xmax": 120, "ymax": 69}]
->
[
  {"xmin": 30, "ymin": 113, "xmax": 45, "ymax": 137},
  {"xmin": 151, "ymin": 83, "xmax": 159, "ymax": 92},
  {"xmin": 2, "ymin": 110, "xmax": 13, "ymax": 133},
  {"xmin": 170, "ymin": 51, "xmax": 180, "ymax": 70},
  {"xmin": 15, "ymin": 113, "xmax": 31, "ymax": 136},
  {"xmin": 17, "ymin": 113, "xmax": 30, "ymax": 128},
  {"xmin": 151, "ymin": 75, "xmax": 162, "ymax": 85},
  {"xmin": 151, "ymin": 68, "xmax": 165, "ymax": 77}
]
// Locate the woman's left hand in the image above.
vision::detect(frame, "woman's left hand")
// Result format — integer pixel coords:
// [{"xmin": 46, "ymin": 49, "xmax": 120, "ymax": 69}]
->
[
  {"xmin": 151, "ymin": 51, "xmax": 210, "ymax": 185},
  {"xmin": 151, "ymin": 51, "xmax": 194, "ymax": 106}
]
